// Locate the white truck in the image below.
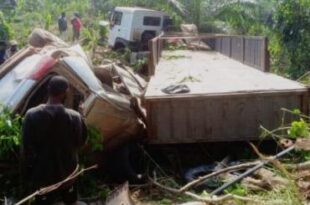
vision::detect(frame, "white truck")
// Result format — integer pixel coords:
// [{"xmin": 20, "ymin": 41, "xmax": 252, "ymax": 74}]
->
[{"xmin": 108, "ymin": 7, "xmax": 172, "ymax": 51}]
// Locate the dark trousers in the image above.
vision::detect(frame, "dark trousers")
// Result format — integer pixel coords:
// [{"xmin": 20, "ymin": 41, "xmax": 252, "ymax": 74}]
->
[
  {"xmin": 34, "ymin": 183, "xmax": 77, "ymax": 205},
  {"xmin": 72, "ymin": 29, "xmax": 80, "ymax": 42}
]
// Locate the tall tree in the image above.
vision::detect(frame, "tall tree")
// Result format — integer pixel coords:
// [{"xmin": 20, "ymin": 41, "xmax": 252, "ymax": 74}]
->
[{"xmin": 272, "ymin": 0, "xmax": 310, "ymax": 78}]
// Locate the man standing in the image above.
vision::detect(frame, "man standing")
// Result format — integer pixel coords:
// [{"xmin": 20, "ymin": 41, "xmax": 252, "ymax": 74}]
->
[
  {"xmin": 58, "ymin": 12, "xmax": 68, "ymax": 40},
  {"xmin": 71, "ymin": 13, "xmax": 82, "ymax": 43},
  {"xmin": 22, "ymin": 76, "xmax": 87, "ymax": 205}
]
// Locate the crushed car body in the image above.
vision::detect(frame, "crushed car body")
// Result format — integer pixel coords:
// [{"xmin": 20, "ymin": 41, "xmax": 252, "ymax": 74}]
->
[{"xmin": 0, "ymin": 28, "xmax": 144, "ymax": 150}]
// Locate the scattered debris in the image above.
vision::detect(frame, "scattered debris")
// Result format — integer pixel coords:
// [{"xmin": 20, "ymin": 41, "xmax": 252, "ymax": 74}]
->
[
  {"xmin": 0, "ymin": 28, "xmax": 145, "ymax": 151},
  {"xmin": 15, "ymin": 165, "xmax": 98, "ymax": 205},
  {"xmin": 106, "ymin": 182, "xmax": 135, "ymax": 205},
  {"xmin": 161, "ymin": 84, "xmax": 190, "ymax": 94},
  {"xmin": 296, "ymin": 138, "xmax": 310, "ymax": 151},
  {"xmin": 210, "ymin": 145, "xmax": 295, "ymax": 195},
  {"xmin": 180, "ymin": 24, "xmax": 211, "ymax": 50},
  {"xmin": 242, "ymin": 168, "xmax": 289, "ymax": 191},
  {"xmin": 2, "ymin": 25, "xmax": 310, "ymax": 205}
]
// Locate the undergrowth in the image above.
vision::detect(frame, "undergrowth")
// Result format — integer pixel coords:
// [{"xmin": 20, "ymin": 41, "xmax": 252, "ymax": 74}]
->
[
  {"xmin": 0, "ymin": 107, "xmax": 105, "ymax": 201},
  {"xmin": 1, "ymin": 106, "xmax": 310, "ymax": 204},
  {"xmin": 255, "ymin": 185, "xmax": 302, "ymax": 205}
]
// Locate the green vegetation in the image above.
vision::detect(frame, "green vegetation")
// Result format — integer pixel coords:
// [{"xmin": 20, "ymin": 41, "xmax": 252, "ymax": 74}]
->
[
  {"xmin": 255, "ymin": 183, "xmax": 303, "ymax": 205},
  {"xmin": 225, "ymin": 184, "xmax": 248, "ymax": 197},
  {"xmin": 0, "ymin": 108, "xmax": 22, "ymax": 198},
  {"xmin": 87, "ymin": 126, "xmax": 104, "ymax": 152},
  {"xmin": 1, "ymin": 0, "xmax": 310, "ymax": 203},
  {"xmin": 0, "ymin": 11, "xmax": 13, "ymax": 41},
  {"xmin": 288, "ymin": 119, "xmax": 310, "ymax": 139},
  {"xmin": 0, "ymin": 107, "xmax": 105, "ymax": 200},
  {"xmin": 0, "ymin": 0, "xmax": 309, "ymax": 79},
  {"xmin": 272, "ymin": 0, "xmax": 310, "ymax": 78},
  {"xmin": 0, "ymin": 0, "xmax": 100, "ymax": 46},
  {"xmin": 1, "ymin": 0, "xmax": 309, "ymax": 79},
  {"xmin": 0, "ymin": 108, "xmax": 22, "ymax": 161}
]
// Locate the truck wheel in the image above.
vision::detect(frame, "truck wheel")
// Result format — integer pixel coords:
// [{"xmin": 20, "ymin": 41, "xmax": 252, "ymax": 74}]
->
[
  {"xmin": 141, "ymin": 32, "xmax": 155, "ymax": 51},
  {"xmin": 104, "ymin": 143, "xmax": 145, "ymax": 183},
  {"xmin": 114, "ymin": 42, "xmax": 125, "ymax": 53}
]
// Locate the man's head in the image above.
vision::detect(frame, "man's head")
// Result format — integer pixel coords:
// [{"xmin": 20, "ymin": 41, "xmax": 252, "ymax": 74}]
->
[
  {"xmin": 61, "ymin": 12, "xmax": 66, "ymax": 17},
  {"xmin": 48, "ymin": 76, "xmax": 69, "ymax": 100}
]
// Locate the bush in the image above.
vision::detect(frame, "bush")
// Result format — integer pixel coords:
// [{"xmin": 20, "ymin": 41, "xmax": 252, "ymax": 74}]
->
[{"xmin": 0, "ymin": 108, "xmax": 22, "ymax": 162}]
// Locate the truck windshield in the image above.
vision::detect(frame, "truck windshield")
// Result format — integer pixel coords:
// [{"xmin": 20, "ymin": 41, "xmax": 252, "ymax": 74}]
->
[{"xmin": 112, "ymin": 11, "xmax": 123, "ymax": 25}]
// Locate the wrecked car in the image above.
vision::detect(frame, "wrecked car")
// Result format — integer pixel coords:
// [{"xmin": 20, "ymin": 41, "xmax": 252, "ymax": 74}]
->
[{"xmin": 0, "ymin": 29, "xmax": 144, "ymax": 151}]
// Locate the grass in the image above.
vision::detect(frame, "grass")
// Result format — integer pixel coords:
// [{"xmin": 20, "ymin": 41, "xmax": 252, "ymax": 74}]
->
[{"xmin": 254, "ymin": 185, "xmax": 303, "ymax": 205}]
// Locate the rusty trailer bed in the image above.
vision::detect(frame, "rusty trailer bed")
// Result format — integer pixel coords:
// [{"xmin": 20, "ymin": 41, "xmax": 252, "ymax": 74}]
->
[{"xmin": 143, "ymin": 50, "xmax": 308, "ymax": 144}]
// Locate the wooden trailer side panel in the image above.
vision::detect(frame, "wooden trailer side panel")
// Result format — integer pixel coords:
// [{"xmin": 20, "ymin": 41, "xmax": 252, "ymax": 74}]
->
[{"xmin": 146, "ymin": 93, "xmax": 305, "ymax": 144}]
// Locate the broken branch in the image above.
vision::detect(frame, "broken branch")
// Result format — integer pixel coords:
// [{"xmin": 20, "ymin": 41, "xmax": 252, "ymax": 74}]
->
[
  {"xmin": 250, "ymin": 143, "xmax": 291, "ymax": 177},
  {"xmin": 184, "ymin": 191, "xmax": 256, "ymax": 204},
  {"xmin": 149, "ymin": 176, "xmax": 257, "ymax": 204},
  {"xmin": 286, "ymin": 161, "xmax": 310, "ymax": 171},
  {"xmin": 210, "ymin": 145, "xmax": 295, "ymax": 195},
  {"xmin": 146, "ymin": 160, "xmax": 260, "ymax": 195},
  {"xmin": 180, "ymin": 161, "xmax": 260, "ymax": 192},
  {"xmin": 15, "ymin": 164, "xmax": 98, "ymax": 205}
]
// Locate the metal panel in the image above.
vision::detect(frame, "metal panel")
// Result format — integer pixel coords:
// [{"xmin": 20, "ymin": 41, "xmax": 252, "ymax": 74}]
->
[
  {"xmin": 221, "ymin": 37, "xmax": 231, "ymax": 56},
  {"xmin": 153, "ymin": 101, "xmax": 171, "ymax": 140},
  {"xmin": 149, "ymin": 34, "xmax": 270, "ymax": 75},
  {"xmin": 171, "ymin": 101, "xmax": 188, "ymax": 141},
  {"xmin": 147, "ymin": 93, "xmax": 304, "ymax": 144},
  {"xmin": 215, "ymin": 36, "xmax": 269, "ymax": 72},
  {"xmin": 231, "ymin": 37, "xmax": 243, "ymax": 61}
]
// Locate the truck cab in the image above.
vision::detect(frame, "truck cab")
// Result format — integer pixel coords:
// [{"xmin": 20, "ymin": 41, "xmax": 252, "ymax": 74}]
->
[{"xmin": 108, "ymin": 7, "xmax": 172, "ymax": 51}]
